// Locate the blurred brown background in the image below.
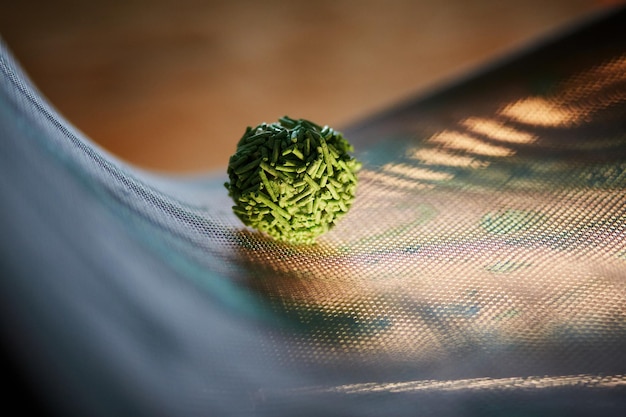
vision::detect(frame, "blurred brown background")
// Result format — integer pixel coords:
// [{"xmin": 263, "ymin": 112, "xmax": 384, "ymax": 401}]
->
[{"xmin": 0, "ymin": 0, "xmax": 616, "ymax": 173}]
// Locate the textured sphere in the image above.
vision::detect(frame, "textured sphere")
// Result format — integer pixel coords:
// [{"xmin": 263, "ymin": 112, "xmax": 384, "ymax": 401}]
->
[{"xmin": 225, "ymin": 116, "xmax": 361, "ymax": 244}]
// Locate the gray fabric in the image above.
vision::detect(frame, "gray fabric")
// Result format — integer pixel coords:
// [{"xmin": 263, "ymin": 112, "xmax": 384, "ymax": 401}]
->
[{"xmin": 2, "ymin": 8, "xmax": 626, "ymax": 416}]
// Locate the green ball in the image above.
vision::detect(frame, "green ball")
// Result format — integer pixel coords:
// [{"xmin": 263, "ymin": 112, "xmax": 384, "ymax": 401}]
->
[{"xmin": 225, "ymin": 116, "xmax": 361, "ymax": 244}]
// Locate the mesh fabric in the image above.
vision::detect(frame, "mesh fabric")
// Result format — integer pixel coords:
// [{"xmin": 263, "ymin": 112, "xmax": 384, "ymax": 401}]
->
[{"xmin": 1, "ymin": 8, "xmax": 626, "ymax": 417}]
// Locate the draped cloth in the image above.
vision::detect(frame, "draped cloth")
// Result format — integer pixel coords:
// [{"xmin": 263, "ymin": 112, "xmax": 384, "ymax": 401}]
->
[{"xmin": 1, "ymin": 8, "xmax": 626, "ymax": 417}]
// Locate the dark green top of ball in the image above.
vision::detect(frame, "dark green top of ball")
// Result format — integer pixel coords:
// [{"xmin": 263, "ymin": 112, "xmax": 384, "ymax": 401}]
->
[{"xmin": 225, "ymin": 116, "xmax": 361, "ymax": 244}]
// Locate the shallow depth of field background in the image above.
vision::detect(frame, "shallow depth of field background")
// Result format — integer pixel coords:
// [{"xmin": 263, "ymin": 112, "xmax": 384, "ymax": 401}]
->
[{"xmin": 0, "ymin": 0, "xmax": 615, "ymax": 172}]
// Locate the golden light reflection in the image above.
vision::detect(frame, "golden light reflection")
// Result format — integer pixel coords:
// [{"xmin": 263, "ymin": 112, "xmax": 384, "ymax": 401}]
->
[
  {"xmin": 402, "ymin": 54, "xmax": 626, "ymax": 180},
  {"xmin": 364, "ymin": 172, "xmax": 433, "ymax": 190},
  {"xmin": 500, "ymin": 55, "xmax": 626, "ymax": 127},
  {"xmin": 409, "ymin": 148, "xmax": 489, "ymax": 168},
  {"xmin": 355, "ymin": 170, "xmax": 408, "ymax": 201},
  {"xmin": 462, "ymin": 117, "xmax": 537, "ymax": 144},
  {"xmin": 499, "ymin": 97, "xmax": 578, "ymax": 127},
  {"xmin": 382, "ymin": 163, "xmax": 454, "ymax": 182},
  {"xmin": 428, "ymin": 130, "xmax": 514, "ymax": 157},
  {"xmin": 292, "ymin": 374, "xmax": 626, "ymax": 395}
]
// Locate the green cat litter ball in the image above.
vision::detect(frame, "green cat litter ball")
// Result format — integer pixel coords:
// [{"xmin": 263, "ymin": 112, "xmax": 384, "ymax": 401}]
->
[{"xmin": 225, "ymin": 116, "xmax": 361, "ymax": 244}]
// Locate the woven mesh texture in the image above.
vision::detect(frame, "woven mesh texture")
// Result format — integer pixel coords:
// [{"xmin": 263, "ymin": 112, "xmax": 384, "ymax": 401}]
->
[{"xmin": 1, "ymin": 8, "xmax": 626, "ymax": 417}]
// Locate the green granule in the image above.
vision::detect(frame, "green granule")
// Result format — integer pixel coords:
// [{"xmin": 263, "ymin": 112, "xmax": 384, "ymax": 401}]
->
[{"xmin": 225, "ymin": 116, "xmax": 361, "ymax": 244}]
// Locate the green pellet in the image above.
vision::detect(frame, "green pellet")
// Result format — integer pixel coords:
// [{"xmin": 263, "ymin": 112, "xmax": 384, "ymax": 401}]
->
[
  {"xmin": 320, "ymin": 139, "xmax": 336, "ymax": 176},
  {"xmin": 325, "ymin": 181, "xmax": 340, "ymax": 200},
  {"xmin": 303, "ymin": 173, "xmax": 320, "ymax": 191},
  {"xmin": 326, "ymin": 143, "xmax": 340, "ymax": 158},
  {"xmin": 312, "ymin": 196, "xmax": 321, "ymax": 213},
  {"xmin": 234, "ymin": 158, "xmax": 262, "ymax": 175},
  {"xmin": 259, "ymin": 169, "xmax": 277, "ymax": 201},
  {"xmin": 282, "ymin": 145, "xmax": 294, "ymax": 156},
  {"xmin": 253, "ymin": 192, "xmax": 291, "ymax": 219},
  {"xmin": 297, "ymin": 195, "xmax": 315, "ymax": 208},
  {"xmin": 275, "ymin": 165, "xmax": 297, "ymax": 173},
  {"xmin": 274, "ymin": 130, "xmax": 288, "ymax": 140},
  {"xmin": 328, "ymin": 177, "xmax": 343, "ymax": 189},
  {"xmin": 240, "ymin": 184, "xmax": 260, "ymax": 197},
  {"xmin": 337, "ymin": 161, "xmax": 356, "ymax": 181},
  {"xmin": 291, "ymin": 147, "xmax": 304, "ymax": 160},
  {"xmin": 279, "ymin": 116, "xmax": 296, "ymax": 128},
  {"xmin": 315, "ymin": 157, "xmax": 327, "ymax": 178},
  {"xmin": 240, "ymin": 168, "xmax": 261, "ymax": 188},
  {"xmin": 260, "ymin": 161, "xmax": 279, "ymax": 177},
  {"xmin": 287, "ymin": 187, "xmax": 314, "ymax": 206},
  {"xmin": 306, "ymin": 158, "xmax": 322, "ymax": 176},
  {"xmin": 314, "ymin": 209, "xmax": 322, "ymax": 224},
  {"xmin": 228, "ymin": 155, "xmax": 248, "ymax": 169},
  {"xmin": 271, "ymin": 140, "xmax": 280, "ymax": 165}
]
